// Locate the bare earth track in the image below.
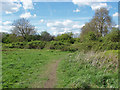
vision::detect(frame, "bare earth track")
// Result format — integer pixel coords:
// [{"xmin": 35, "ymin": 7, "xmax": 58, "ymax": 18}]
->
[
  {"xmin": 43, "ymin": 60, "xmax": 60, "ymax": 88},
  {"xmin": 31, "ymin": 59, "xmax": 61, "ymax": 88}
]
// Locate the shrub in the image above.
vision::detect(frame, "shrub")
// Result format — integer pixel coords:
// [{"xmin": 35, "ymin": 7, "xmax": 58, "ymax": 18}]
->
[
  {"xmin": 28, "ymin": 41, "xmax": 46, "ymax": 49},
  {"xmin": 105, "ymin": 28, "xmax": 120, "ymax": 42},
  {"xmin": 45, "ymin": 41, "xmax": 65, "ymax": 50}
]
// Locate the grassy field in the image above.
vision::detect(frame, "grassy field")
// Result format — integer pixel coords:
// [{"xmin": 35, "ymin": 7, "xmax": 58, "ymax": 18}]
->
[
  {"xmin": 56, "ymin": 50, "xmax": 118, "ymax": 88},
  {"xmin": 2, "ymin": 49, "xmax": 69, "ymax": 88},
  {"xmin": 2, "ymin": 49, "xmax": 118, "ymax": 88}
]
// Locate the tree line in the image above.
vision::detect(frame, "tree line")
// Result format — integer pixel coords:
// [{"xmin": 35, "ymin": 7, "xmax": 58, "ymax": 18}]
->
[{"xmin": 1, "ymin": 8, "xmax": 120, "ymax": 52}]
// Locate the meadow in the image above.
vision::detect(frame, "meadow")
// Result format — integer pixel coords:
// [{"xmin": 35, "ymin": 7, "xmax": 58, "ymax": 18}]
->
[
  {"xmin": 1, "ymin": 7, "xmax": 119, "ymax": 88},
  {"xmin": 2, "ymin": 49, "xmax": 119, "ymax": 88},
  {"xmin": 2, "ymin": 49, "xmax": 69, "ymax": 88}
]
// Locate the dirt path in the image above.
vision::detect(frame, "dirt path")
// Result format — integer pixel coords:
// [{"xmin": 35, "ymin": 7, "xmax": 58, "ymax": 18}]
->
[
  {"xmin": 43, "ymin": 60, "xmax": 60, "ymax": 88},
  {"xmin": 31, "ymin": 60, "xmax": 61, "ymax": 88}
]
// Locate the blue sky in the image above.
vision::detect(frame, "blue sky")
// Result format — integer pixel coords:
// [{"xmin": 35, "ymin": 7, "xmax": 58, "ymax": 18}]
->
[{"xmin": 0, "ymin": 0, "xmax": 119, "ymax": 35}]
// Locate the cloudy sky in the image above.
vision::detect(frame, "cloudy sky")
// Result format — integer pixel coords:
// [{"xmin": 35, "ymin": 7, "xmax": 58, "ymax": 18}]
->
[{"xmin": 0, "ymin": 0, "xmax": 119, "ymax": 35}]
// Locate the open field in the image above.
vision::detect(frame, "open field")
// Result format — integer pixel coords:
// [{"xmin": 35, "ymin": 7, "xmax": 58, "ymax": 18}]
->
[
  {"xmin": 2, "ymin": 49, "xmax": 69, "ymax": 88},
  {"xmin": 2, "ymin": 49, "xmax": 118, "ymax": 88},
  {"xmin": 1, "ymin": 1, "xmax": 119, "ymax": 89}
]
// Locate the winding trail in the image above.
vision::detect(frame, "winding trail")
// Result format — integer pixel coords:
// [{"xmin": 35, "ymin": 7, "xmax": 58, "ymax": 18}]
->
[{"xmin": 43, "ymin": 60, "xmax": 60, "ymax": 88}]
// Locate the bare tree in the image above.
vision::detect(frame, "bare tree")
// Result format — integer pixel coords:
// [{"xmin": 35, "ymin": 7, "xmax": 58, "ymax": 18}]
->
[{"xmin": 11, "ymin": 18, "xmax": 36, "ymax": 40}]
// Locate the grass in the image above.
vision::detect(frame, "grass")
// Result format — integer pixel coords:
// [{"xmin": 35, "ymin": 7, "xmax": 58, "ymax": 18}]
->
[
  {"xmin": 2, "ymin": 49, "xmax": 69, "ymax": 88},
  {"xmin": 56, "ymin": 50, "xmax": 118, "ymax": 88},
  {"xmin": 2, "ymin": 49, "xmax": 118, "ymax": 88}
]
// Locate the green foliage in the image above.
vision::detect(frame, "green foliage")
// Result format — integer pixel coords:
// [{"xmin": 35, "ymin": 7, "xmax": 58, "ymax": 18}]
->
[
  {"xmin": 55, "ymin": 33, "xmax": 75, "ymax": 44},
  {"xmin": 41, "ymin": 31, "xmax": 54, "ymax": 41},
  {"xmin": 11, "ymin": 18, "xmax": 36, "ymax": 40},
  {"xmin": 27, "ymin": 41, "xmax": 46, "ymax": 49},
  {"xmin": 82, "ymin": 31, "xmax": 98, "ymax": 42},
  {"xmin": 45, "ymin": 41, "xmax": 65, "ymax": 49},
  {"xmin": 2, "ymin": 34, "xmax": 25, "ymax": 43},
  {"xmin": 2, "ymin": 34, "xmax": 11, "ymax": 43},
  {"xmin": 2, "ymin": 27, "xmax": 120, "ymax": 52},
  {"xmin": 3, "ymin": 42, "xmax": 26, "ymax": 49},
  {"xmin": 3, "ymin": 41, "xmax": 46, "ymax": 49},
  {"xmin": 81, "ymin": 8, "xmax": 111, "ymax": 37},
  {"xmin": 25, "ymin": 35, "xmax": 41, "ymax": 42},
  {"xmin": 105, "ymin": 28, "xmax": 120, "ymax": 42}
]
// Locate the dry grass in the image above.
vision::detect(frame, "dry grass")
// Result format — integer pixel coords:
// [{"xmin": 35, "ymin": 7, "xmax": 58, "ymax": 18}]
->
[{"xmin": 85, "ymin": 50, "xmax": 118, "ymax": 72}]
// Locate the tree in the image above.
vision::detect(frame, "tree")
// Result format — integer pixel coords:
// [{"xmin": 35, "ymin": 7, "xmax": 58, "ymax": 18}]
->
[
  {"xmin": 2, "ymin": 33, "xmax": 20, "ymax": 43},
  {"xmin": 93, "ymin": 8, "xmax": 111, "ymax": 36},
  {"xmin": 81, "ymin": 8, "xmax": 112, "ymax": 37},
  {"xmin": 11, "ymin": 18, "xmax": 36, "ymax": 40},
  {"xmin": 81, "ymin": 22, "xmax": 98, "ymax": 38},
  {"xmin": 55, "ymin": 32, "xmax": 75, "ymax": 44},
  {"xmin": 2, "ymin": 33, "xmax": 10, "ymax": 43},
  {"xmin": 105, "ymin": 27, "xmax": 120, "ymax": 42},
  {"xmin": 41, "ymin": 31, "xmax": 54, "ymax": 41}
]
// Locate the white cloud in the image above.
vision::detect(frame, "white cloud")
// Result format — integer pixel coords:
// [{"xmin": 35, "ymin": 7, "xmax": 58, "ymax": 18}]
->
[
  {"xmin": 0, "ymin": 0, "xmax": 21, "ymax": 14},
  {"xmin": 63, "ymin": 20, "xmax": 72, "ymax": 26},
  {"xmin": 0, "ymin": 25, "xmax": 13, "ymax": 33},
  {"xmin": 47, "ymin": 20, "xmax": 84, "ymax": 35},
  {"xmin": 20, "ymin": 12, "xmax": 36, "ymax": 18},
  {"xmin": 47, "ymin": 20, "xmax": 73, "ymax": 28},
  {"xmin": 0, "ymin": 0, "xmax": 34, "ymax": 14},
  {"xmin": 21, "ymin": 0, "xmax": 34, "ymax": 10},
  {"xmin": 0, "ymin": 21, "xmax": 13, "ymax": 32},
  {"xmin": 3, "ymin": 21, "xmax": 12, "ymax": 25},
  {"xmin": 5, "ymin": 11, "xmax": 12, "ymax": 14},
  {"xmin": 33, "ymin": 14, "xmax": 36, "ymax": 17},
  {"xmin": 72, "ymin": 0, "xmax": 109, "ymax": 10},
  {"xmin": 72, "ymin": 0, "xmax": 117, "ymax": 3},
  {"xmin": 39, "ymin": 19, "xmax": 44, "ymax": 23},
  {"xmin": 26, "ymin": 0, "xmax": 120, "ymax": 2},
  {"xmin": 91, "ymin": 3, "xmax": 107, "ymax": 10},
  {"xmin": 73, "ymin": 8, "xmax": 80, "ymax": 12},
  {"xmin": 113, "ymin": 12, "xmax": 119, "ymax": 17},
  {"xmin": 72, "ymin": 24, "xmax": 84, "ymax": 29},
  {"xmin": 113, "ymin": 25, "xmax": 119, "ymax": 28},
  {"xmin": 20, "ymin": 12, "xmax": 31, "ymax": 18}
]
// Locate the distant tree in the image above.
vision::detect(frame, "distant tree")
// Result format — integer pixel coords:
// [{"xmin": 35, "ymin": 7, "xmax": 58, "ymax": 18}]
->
[
  {"xmin": 93, "ymin": 8, "xmax": 111, "ymax": 36},
  {"xmin": 2, "ymin": 33, "xmax": 10, "ymax": 43},
  {"xmin": 105, "ymin": 27, "xmax": 120, "ymax": 42},
  {"xmin": 41, "ymin": 31, "xmax": 54, "ymax": 41},
  {"xmin": 81, "ymin": 22, "xmax": 98, "ymax": 38},
  {"xmin": 26, "ymin": 35, "xmax": 41, "ymax": 42},
  {"xmin": 81, "ymin": 8, "xmax": 112, "ymax": 37},
  {"xmin": 55, "ymin": 32, "xmax": 75, "ymax": 44},
  {"xmin": 2, "ymin": 33, "xmax": 19, "ymax": 43},
  {"xmin": 11, "ymin": 18, "xmax": 36, "ymax": 40}
]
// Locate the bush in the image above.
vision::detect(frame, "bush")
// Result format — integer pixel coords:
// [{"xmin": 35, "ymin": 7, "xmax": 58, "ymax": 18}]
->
[
  {"xmin": 105, "ymin": 28, "xmax": 120, "ymax": 42},
  {"xmin": 3, "ymin": 42, "xmax": 27, "ymax": 49},
  {"xmin": 45, "ymin": 41, "xmax": 65, "ymax": 50},
  {"xmin": 27, "ymin": 41, "xmax": 46, "ymax": 49},
  {"xmin": 55, "ymin": 33, "xmax": 75, "ymax": 44}
]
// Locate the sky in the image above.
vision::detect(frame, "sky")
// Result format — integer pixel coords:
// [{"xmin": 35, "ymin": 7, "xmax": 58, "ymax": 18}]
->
[{"xmin": 0, "ymin": 0, "xmax": 119, "ymax": 35}]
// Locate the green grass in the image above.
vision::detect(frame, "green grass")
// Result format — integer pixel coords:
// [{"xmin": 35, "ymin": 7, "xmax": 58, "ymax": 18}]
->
[
  {"xmin": 2, "ymin": 49, "xmax": 118, "ymax": 88},
  {"xmin": 104, "ymin": 50, "xmax": 118, "ymax": 56},
  {"xmin": 2, "ymin": 49, "xmax": 69, "ymax": 88},
  {"xmin": 56, "ymin": 51, "xmax": 118, "ymax": 88}
]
